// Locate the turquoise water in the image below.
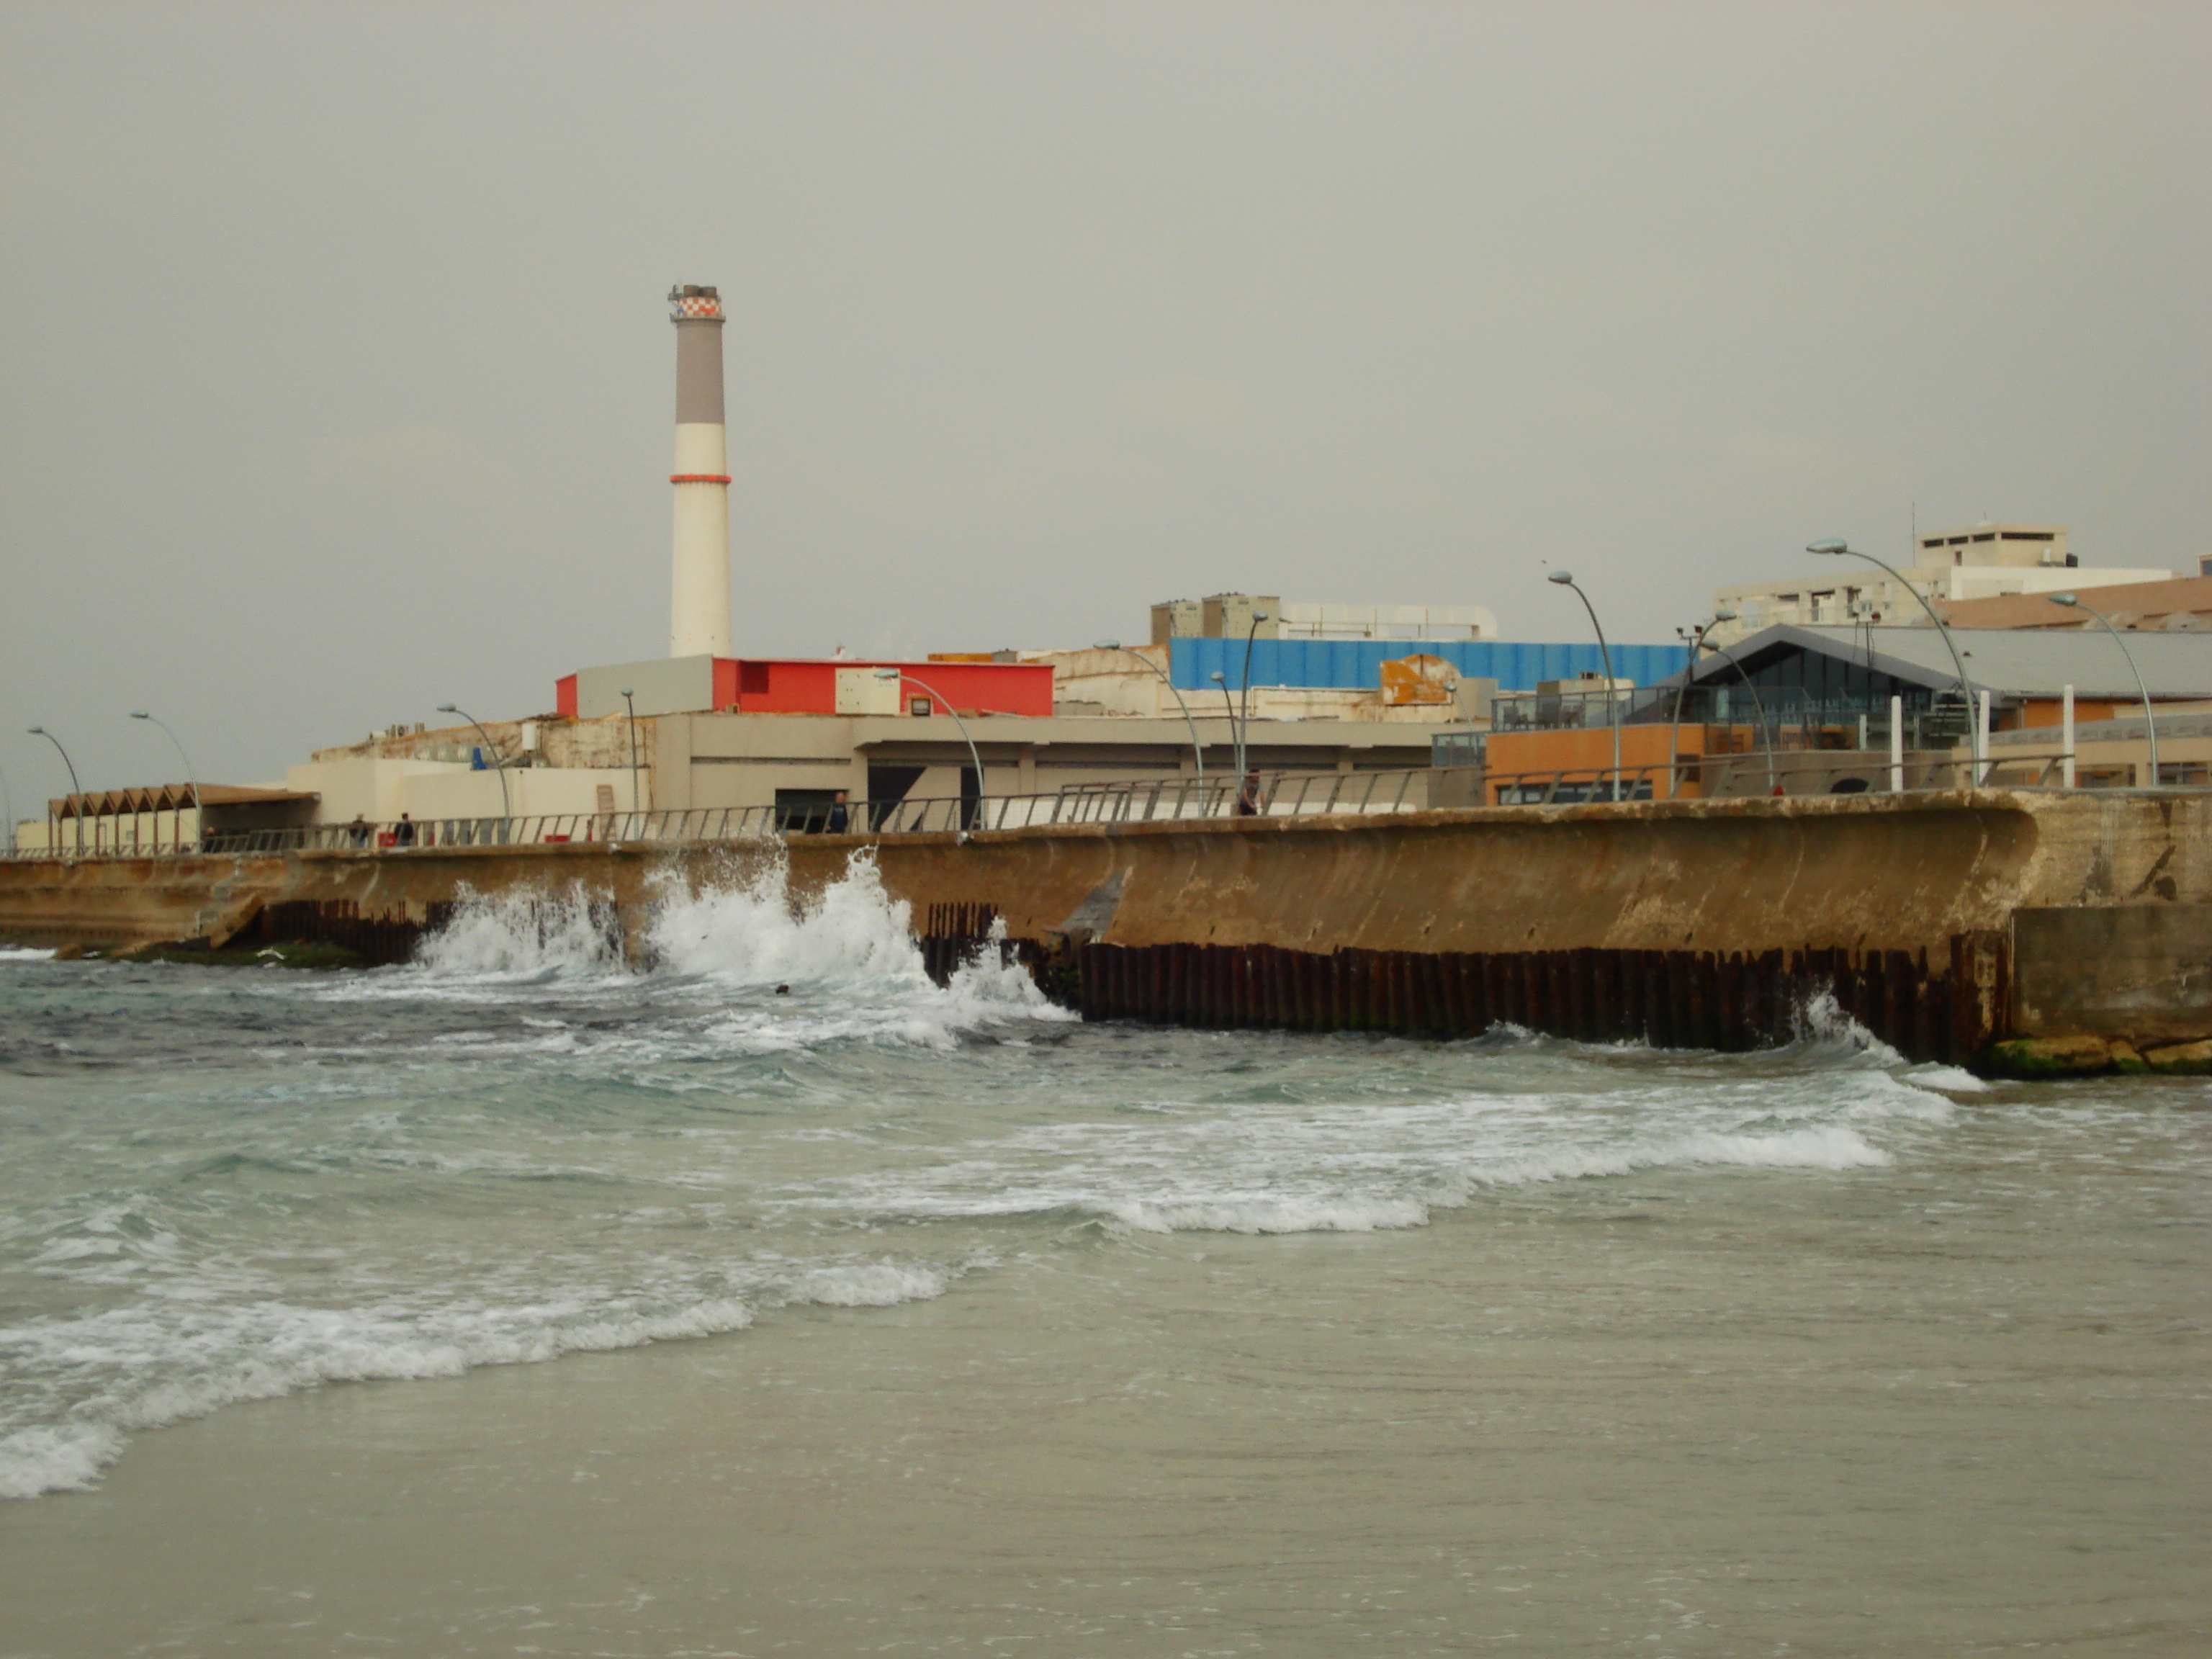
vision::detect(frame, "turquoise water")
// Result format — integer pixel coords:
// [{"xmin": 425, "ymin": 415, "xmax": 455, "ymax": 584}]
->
[{"xmin": 1, "ymin": 858, "xmax": 2200, "ymax": 1516}]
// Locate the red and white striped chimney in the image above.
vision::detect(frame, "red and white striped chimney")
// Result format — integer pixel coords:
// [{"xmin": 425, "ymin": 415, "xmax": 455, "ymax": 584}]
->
[{"xmin": 667, "ymin": 284, "xmax": 731, "ymax": 658}]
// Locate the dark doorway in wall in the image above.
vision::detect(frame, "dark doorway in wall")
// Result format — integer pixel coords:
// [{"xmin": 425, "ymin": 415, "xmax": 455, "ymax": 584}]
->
[
  {"xmin": 773, "ymin": 788, "xmax": 842, "ymax": 833},
  {"xmin": 865, "ymin": 765, "xmax": 927, "ymax": 830}
]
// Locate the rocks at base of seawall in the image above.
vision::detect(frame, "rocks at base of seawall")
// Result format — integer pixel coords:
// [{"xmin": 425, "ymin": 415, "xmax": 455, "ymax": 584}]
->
[{"xmin": 1986, "ymin": 1035, "xmax": 2212, "ymax": 1079}]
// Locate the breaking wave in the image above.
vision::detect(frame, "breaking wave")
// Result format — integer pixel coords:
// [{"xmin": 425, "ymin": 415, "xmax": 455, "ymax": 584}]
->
[
  {"xmin": 0, "ymin": 1254, "xmax": 960, "ymax": 1501},
  {"xmin": 0, "ymin": 851, "xmax": 1992, "ymax": 1503}
]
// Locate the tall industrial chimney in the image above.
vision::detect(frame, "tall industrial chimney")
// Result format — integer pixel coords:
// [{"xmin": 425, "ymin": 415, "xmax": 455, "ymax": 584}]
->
[{"xmin": 667, "ymin": 284, "xmax": 731, "ymax": 658}]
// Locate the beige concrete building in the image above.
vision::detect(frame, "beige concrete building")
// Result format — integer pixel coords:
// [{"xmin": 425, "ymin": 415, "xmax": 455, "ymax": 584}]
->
[
  {"xmin": 1933, "ymin": 574, "xmax": 2212, "ymax": 633},
  {"xmin": 264, "ymin": 705, "xmax": 1451, "ymax": 832},
  {"xmin": 1711, "ymin": 523, "xmax": 2173, "ymax": 644}
]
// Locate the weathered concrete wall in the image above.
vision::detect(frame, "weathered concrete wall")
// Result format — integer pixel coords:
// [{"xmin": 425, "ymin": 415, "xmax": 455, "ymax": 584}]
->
[
  {"xmin": 1, "ymin": 791, "xmax": 2204, "ymax": 1061},
  {"xmin": 2, "ymin": 790, "xmax": 2202, "ymax": 956},
  {"xmin": 2011, "ymin": 904, "xmax": 2212, "ymax": 1047}
]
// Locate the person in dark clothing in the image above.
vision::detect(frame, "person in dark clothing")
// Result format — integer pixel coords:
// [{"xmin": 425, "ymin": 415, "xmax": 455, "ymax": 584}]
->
[
  {"xmin": 825, "ymin": 791, "xmax": 850, "ymax": 834},
  {"xmin": 1236, "ymin": 770, "xmax": 1263, "ymax": 817},
  {"xmin": 348, "ymin": 815, "xmax": 370, "ymax": 847},
  {"xmin": 394, "ymin": 812, "xmax": 415, "ymax": 848}
]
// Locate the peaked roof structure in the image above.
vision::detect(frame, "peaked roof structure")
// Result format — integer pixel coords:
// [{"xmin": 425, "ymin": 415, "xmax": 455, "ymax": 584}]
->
[
  {"xmin": 47, "ymin": 784, "xmax": 318, "ymax": 820},
  {"xmin": 1664, "ymin": 625, "xmax": 2212, "ymax": 703}
]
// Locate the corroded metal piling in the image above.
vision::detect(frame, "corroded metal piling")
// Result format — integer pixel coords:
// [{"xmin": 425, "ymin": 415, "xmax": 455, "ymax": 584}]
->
[{"xmin": 914, "ymin": 920, "xmax": 2010, "ymax": 1064}]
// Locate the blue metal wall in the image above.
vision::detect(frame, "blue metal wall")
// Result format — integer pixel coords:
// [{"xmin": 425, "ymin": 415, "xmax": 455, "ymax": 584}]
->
[{"xmin": 1166, "ymin": 637, "xmax": 1686, "ymax": 693}]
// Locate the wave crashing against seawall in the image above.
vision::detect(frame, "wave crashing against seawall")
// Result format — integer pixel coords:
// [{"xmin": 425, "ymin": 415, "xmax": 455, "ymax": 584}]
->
[{"xmin": 0, "ymin": 857, "xmax": 1979, "ymax": 1503}]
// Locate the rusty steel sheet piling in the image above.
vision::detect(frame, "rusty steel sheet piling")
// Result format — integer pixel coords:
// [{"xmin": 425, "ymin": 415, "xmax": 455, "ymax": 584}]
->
[{"xmin": 918, "ymin": 934, "xmax": 2014, "ymax": 1064}]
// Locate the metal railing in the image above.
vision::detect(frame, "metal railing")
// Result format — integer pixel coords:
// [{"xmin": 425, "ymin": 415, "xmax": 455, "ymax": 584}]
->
[
  {"xmin": 1, "ymin": 770, "xmax": 1444, "ymax": 860},
  {"xmin": 6, "ymin": 758, "xmax": 2200, "ymax": 862}
]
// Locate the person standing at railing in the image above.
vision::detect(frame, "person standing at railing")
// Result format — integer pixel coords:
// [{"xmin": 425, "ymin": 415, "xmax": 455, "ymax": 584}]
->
[
  {"xmin": 827, "ymin": 791, "xmax": 849, "ymax": 834},
  {"xmin": 394, "ymin": 813, "xmax": 415, "ymax": 849},
  {"xmin": 1236, "ymin": 770, "xmax": 1263, "ymax": 817},
  {"xmin": 348, "ymin": 815, "xmax": 370, "ymax": 848}
]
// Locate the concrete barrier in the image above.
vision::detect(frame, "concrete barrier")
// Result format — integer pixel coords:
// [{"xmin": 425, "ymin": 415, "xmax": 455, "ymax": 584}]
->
[{"xmin": 3, "ymin": 790, "xmax": 2205, "ymax": 1068}]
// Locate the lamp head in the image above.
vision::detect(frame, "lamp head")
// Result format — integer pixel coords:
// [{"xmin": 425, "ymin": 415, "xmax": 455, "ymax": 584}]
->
[
  {"xmin": 130, "ymin": 711, "xmax": 150, "ymax": 721},
  {"xmin": 619, "ymin": 687, "xmax": 634, "ymax": 698},
  {"xmin": 1253, "ymin": 610, "xmax": 1269, "ymax": 622},
  {"xmin": 1547, "ymin": 570, "xmax": 1574, "ymax": 586},
  {"xmin": 2049, "ymin": 593, "xmax": 2080, "ymax": 608},
  {"xmin": 1806, "ymin": 539, "xmax": 1848, "ymax": 556},
  {"xmin": 1094, "ymin": 639, "xmax": 1121, "ymax": 650},
  {"xmin": 1712, "ymin": 608, "xmax": 1737, "ymax": 623},
  {"xmin": 27, "ymin": 726, "xmax": 45, "ymax": 736},
  {"xmin": 435, "ymin": 703, "xmax": 457, "ymax": 714},
  {"xmin": 1210, "ymin": 671, "xmax": 1226, "ymax": 683},
  {"xmin": 873, "ymin": 667, "xmax": 899, "ymax": 680}
]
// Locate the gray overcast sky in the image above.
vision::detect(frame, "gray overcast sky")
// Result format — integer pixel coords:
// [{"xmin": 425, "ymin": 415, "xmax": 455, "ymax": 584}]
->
[{"xmin": 3, "ymin": 1, "xmax": 2206, "ymax": 793}]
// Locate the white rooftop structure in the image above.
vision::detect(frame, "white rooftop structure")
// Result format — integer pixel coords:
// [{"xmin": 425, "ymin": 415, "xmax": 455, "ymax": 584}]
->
[
  {"xmin": 1710, "ymin": 523, "xmax": 2173, "ymax": 644},
  {"xmin": 1274, "ymin": 601, "xmax": 1499, "ymax": 642}
]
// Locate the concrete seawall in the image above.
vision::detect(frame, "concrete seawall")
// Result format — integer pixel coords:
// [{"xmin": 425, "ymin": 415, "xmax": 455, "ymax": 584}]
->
[{"xmin": 4, "ymin": 791, "xmax": 2206, "ymax": 1069}]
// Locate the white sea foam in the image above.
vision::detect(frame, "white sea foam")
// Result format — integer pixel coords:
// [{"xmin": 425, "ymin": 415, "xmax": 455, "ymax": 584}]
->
[
  {"xmin": 814, "ymin": 1090, "xmax": 1902, "ymax": 1241},
  {"xmin": 332, "ymin": 853, "xmax": 1066, "ymax": 1056},
  {"xmin": 413, "ymin": 883, "xmax": 627, "ymax": 981},
  {"xmin": 1789, "ymin": 989, "xmax": 1908, "ymax": 1066},
  {"xmin": 646, "ymin": 851, "xmax": 923, "ymax": 990},
  {"xmin": 0, "ymin": 1244, "xmax": 962, "ymax": 1499},
  {"xmin": 1444, "ymin": 1124, "xmax": 1891, "ymax": 1195},
  {"xmin": 1110, "ymin": 1196, "xmax": 1431, "ymax": 1234},
  {"xmin": 1903, "ymin": 1063, "xmax": 1993, "ymax": 1094},
  {"xmin": 776, "ymin": 1262, "xmax": 954, "ymax": 1307}
]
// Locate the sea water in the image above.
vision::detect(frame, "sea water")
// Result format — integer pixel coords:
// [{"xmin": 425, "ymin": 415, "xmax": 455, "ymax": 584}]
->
[{"xmin": 1, "ymin": 855, "xmax": 2206, "ymax": 1653}]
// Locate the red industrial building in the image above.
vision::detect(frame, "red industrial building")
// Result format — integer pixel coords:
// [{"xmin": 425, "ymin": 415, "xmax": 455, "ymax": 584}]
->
[{"xmin": 555, "ymin": 657, "xmax": 1053, "ymax": 720}]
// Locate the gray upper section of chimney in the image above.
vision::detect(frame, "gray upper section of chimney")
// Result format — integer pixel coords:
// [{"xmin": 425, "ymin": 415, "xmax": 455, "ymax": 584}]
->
[{"xmin": 674, "ymin": 313, "xmax": 724, "ymax": 426}]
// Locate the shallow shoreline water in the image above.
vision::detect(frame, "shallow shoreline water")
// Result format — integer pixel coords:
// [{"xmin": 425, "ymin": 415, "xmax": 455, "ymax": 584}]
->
[{"xmin": 1, "ymin": 876, "xmax": 2206, "ymax": 1654}]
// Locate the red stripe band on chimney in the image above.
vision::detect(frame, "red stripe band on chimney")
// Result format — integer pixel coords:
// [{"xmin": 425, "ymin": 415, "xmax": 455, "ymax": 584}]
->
[{"xmin": 670, "ymin": 474, "xmax": 732, "ymax": 485}]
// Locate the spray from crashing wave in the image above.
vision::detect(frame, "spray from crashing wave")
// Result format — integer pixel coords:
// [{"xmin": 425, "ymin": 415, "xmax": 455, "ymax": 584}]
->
[{"xmin": 402, "ymin": 848, "xmax": 1064, "ymax": 1046}]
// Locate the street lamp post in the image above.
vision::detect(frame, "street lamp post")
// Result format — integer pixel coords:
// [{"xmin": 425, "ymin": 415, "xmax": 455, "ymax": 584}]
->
[
  {"xmin": 2049, "ymin": 593, "xmax": 2159, "ymax": 784},
  {"xmin": 1546, "ymin": 571, "xmax": 1622, "ymax": 801},
  {"xmin": 27, "ymin": 727, "xmax": 84, "ymax": 855},
  {"xmin": 1701, "ymin": 634, "xmax": 1779, "ymax": 795},
  {"xmin": 0, "ymin": 758, "xmax": 14, "ymax": 855},
  {"xmin": 435, "ymin": 703, "xmax": 511, "ymax": 827},
  {"xmin": 130, "ymin": 711, "xmax": 201, "ymax": 851},
  {"xmin": 1096, "ymin": 640, "xmax": 1205, "ymax": 793},
  {"xmin": 1667, "ymin": 610, "xmax": 1737, "ymax": 797},
  {"xmin": 1209, "ymin": 670, "xmax": 1236, "ymax": 811},
  {"xmin": 1807, "ymin": 539, "xmax": 1982, "ymax": 786},
  {"xmin": 876, "ymin": 669, "xmax": 988, "ymax": 835},
  {"xmin": 619, "ymin": 688, "xmax": 643, "ymax": 821},
  {"xmin": 1234, "ymin": 609, "xmax": 1271, "ymax": 788}
]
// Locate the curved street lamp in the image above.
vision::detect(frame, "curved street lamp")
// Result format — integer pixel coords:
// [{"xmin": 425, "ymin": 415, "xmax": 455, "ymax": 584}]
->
[
  {"xmin": 1096, "ymin": 640, "xmax": 1205, "ymax": 790},
  {"xmin": 1208, "ymin": 670, "xmax": 1238, "ymax": 809},
  {"xmin": 130, "ymin": 711, "xmax": 201, "ymax": 817},
  {"xmin": 1547, "ymin": 571, "xmax": 1622, "ymax": 801},
  {"xmin": 619, "ymin": 688, "xmax": 643, "ymax": 817},
  {"xmin": 435, "ymin": 703, "xmax": 511, "ymax": 824},
  {"xmin": 1807, "ymin": 539, "xmax": 1982, "ymax": 785},
  {"xmin": 27, "ymin": 726, "xmax": 84, "ymax": 855},
  {"xmin": 877, "ymin": 669, "xmax": 987, "ymax": 835},
  {"xmin": 2049, "ymin": 593, "xmax": 2159, "ymax": 784},
  {"xmin": 130, "ymin": 711, "xmax": 202, "ymax": 854},
  {"xmin": 1234, "ymin": 609, "xmax": 1271, "ymax": 786},
  {"xmin": 1701, "ymin": 632, "xmax": 1779, "ymax": 795},
  {"xmin": 1667, "ymin": 611, "xmax": 1735, "ymax": 796}
]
